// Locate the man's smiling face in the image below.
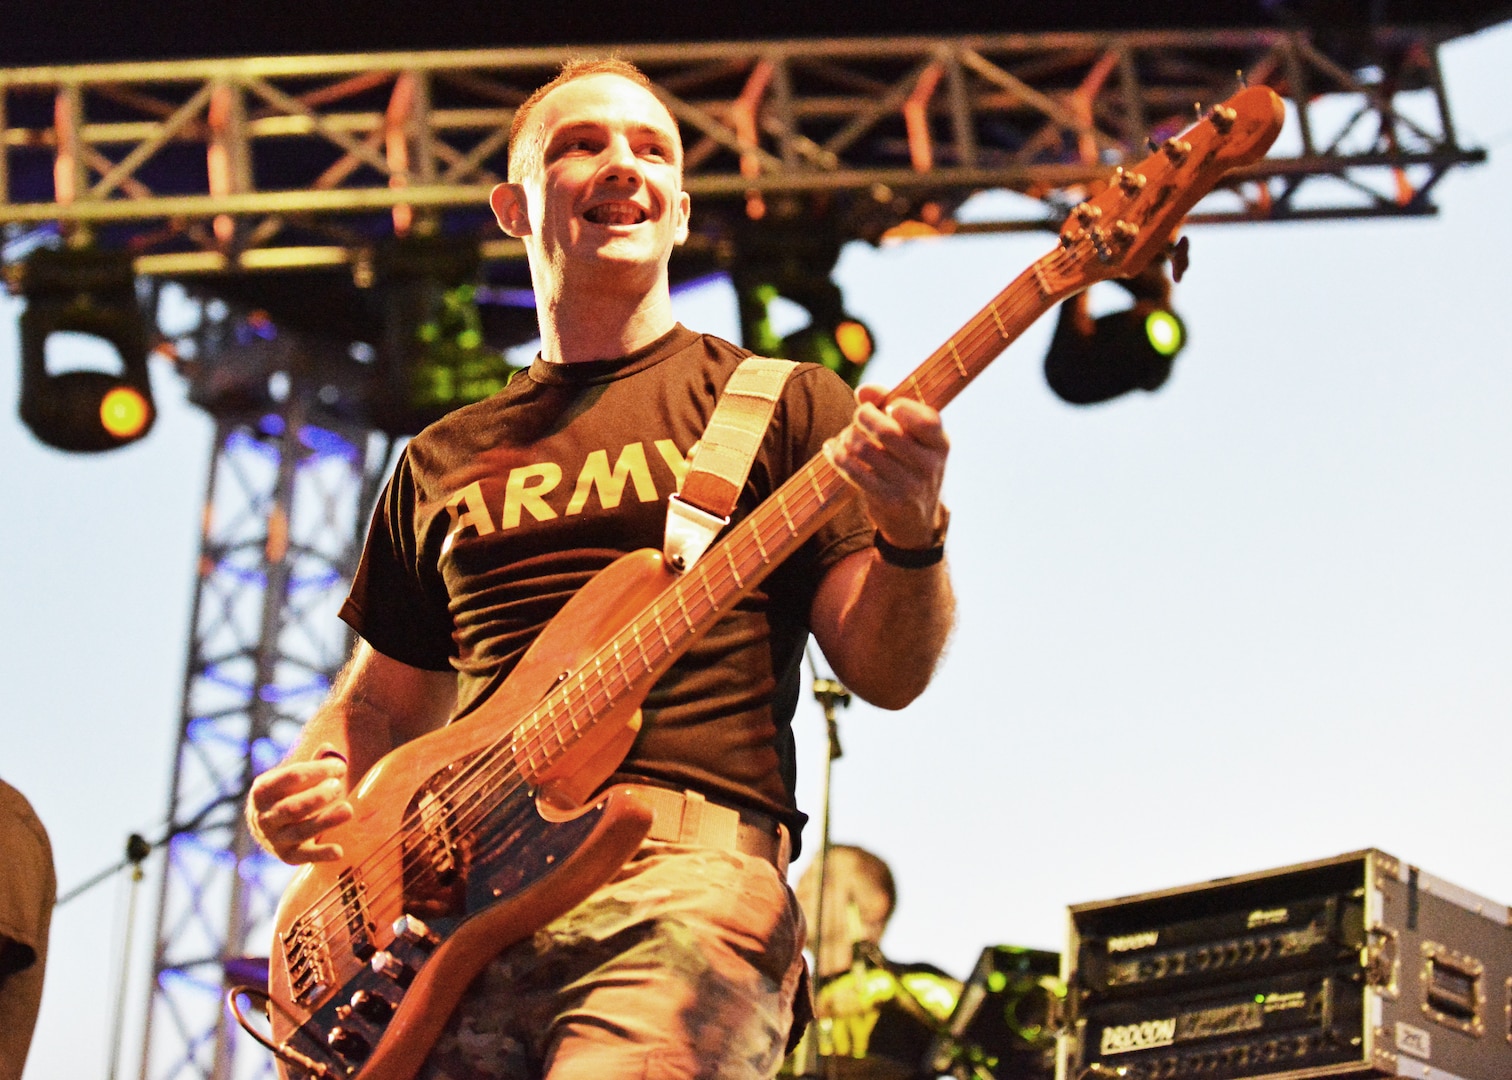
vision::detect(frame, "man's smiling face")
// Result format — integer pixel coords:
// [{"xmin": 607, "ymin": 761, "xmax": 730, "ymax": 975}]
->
[{"xmin": 505, "ymin": 72, "xmax": 690, "ymax": 284}]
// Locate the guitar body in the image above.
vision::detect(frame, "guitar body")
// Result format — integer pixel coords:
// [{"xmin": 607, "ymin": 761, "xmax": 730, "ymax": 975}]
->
[{"xmin": 268, "ymin": 549, "xmax": 676, "ymax": 1080}]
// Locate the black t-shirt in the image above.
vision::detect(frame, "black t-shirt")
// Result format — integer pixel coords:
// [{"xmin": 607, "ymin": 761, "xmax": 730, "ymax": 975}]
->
[{"xmin": 340, "ymin": 324, "xmax": 872, "ymax": 840}]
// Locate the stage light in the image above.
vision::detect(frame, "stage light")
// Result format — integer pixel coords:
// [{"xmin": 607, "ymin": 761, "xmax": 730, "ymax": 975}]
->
[
  {"xmin": 731, "ymin": 212, "xmax": 878, "ymax": 387},
  {"xmin": 834, "ymin": 319, "xmax": 874, "ymax": 366},
  {"xmin": 99, "ymin": 385, "xmax": 152, "ymax": 439},
  {"xmin": 737, "ymin": 277, "xmax": 876, "ymax": 388},
  {"xmin": 1144, "ymin": 308, "xmax": 1185, "ymax": 357},
  {"xmin": 1043, "ymin": 261, "xmax": 1187, "ymax": 406},
  {"xmin": 374, "ymin": 237, "xmax": 522, "ymax": 434},
  {"xmin": 778, "ymin": 315, "xmax": 876, "ymax": 388},
  {"xmin": 17, "ymin": 247, "xmax": 157, "ymax": 453}
]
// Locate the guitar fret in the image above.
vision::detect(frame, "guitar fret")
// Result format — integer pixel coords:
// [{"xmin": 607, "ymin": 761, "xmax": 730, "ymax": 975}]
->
[
  {"xmin": 723, "ymin": 546, "xmax": 744, "ymax": 589},
  {"xmin": 989, "ymin": 301, "xmax": 1007, "ymax": 338},
  {"xmin": 631, "ymin": 622, "xmax": 652, "ymax": 670},
  {"xmin": 586, "ymin": 666, "xmax": 606, "ymax": 712},
  {"xmin": 805, "ymin": 470, "xmax": 826, "ymax": 509},
  {"xmin": 562, "ymin": 690, "xmax": 584, "ymax": 738},
  {"xmin": 673, "ymin": 588, "xmax": 695, "ymax": 631},
  {"xmin": 591, "ymin": 651, "xmax": 606, "ymax": 702},
  {"xmin": 948, "ymin": 339, "xmax": 968, "ymax": 378},
  {"xmin": 1032, "ymin": 260, "xmax": 1054, "ymax": 298},
  {"xmin": 776, "ymin": 492, "xmax": 797, "ymax": 536}
]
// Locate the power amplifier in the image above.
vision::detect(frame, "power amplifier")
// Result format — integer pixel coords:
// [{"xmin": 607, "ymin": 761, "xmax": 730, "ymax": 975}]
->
[{"xmin": 1057, "ymin": 850, "xmax": 1511, "ymax": 1080}]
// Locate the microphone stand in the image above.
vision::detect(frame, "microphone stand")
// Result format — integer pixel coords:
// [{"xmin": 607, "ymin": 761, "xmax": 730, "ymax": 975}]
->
[{"xmin": 801, "ymin": 647, "xmax": 850, "ymax": 1079}]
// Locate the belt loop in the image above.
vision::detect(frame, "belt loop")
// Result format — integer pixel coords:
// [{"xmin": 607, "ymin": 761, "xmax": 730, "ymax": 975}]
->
[
  {"xmin": 682, "ymin": 788, "xmax": 739, "ymax": 850},
  {"xmin": 680, "ymin": 789, "xmax": 706, "ymax": 844}
]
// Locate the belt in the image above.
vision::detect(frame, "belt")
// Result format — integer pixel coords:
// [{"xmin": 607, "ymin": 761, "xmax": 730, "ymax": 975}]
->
[{"xmin": 620, "ymin": 784, "xmax": 791, "ymax": 875}]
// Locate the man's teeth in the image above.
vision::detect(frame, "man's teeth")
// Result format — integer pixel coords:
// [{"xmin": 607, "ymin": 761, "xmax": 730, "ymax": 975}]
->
[{"xmin": 587, "ymin": 204, "xmax": 646, "ymax": 225}]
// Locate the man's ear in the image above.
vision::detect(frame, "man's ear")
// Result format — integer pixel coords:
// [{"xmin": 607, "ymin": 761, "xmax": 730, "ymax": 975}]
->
[
  {"xmin": 490, "ymin": 183, "xmax": 531, "ymax": 237},
  {"xmin": 673, "ymin": 190, "xmax": 691, "ymax": 246}
]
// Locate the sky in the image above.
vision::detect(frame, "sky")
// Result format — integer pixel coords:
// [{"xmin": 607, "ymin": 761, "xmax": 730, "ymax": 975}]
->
[{"xmin": 3, "ymin": 21, "xmax": 1511, "ymax": 1080}]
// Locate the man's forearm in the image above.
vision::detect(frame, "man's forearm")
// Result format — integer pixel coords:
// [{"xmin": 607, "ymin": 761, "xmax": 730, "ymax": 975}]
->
[{"xmin": 817, "ymin": 548, "xmax": 955, "ymax": 710}]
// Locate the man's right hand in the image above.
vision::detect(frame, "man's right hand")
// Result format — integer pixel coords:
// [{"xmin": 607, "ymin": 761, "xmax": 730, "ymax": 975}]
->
[{"xmin": 246, "ymin": 757, "xmax": 354, "ymax": 864}]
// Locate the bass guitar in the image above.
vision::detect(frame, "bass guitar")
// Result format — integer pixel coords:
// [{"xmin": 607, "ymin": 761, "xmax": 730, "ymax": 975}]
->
[{"xmin": 257, "ymin": 83, "xmax": 1284, "ymax": 1080}]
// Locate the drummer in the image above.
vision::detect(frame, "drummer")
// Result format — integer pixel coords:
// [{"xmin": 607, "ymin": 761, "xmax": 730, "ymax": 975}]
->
[{"xmin": 791, "ymin": 844, "xmax": 961, "ymax": 1078}]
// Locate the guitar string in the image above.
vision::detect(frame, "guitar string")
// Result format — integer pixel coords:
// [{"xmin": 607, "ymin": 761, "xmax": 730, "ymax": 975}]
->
[
  {"xmin": 387, "ymin": 210, "xmax": 1184, "ymax": 857},
  {"xmin": 281, "ymin": 449, "xmax": 852, "ymax": 965},
  {"xmin": 358, "ymin": 251, "xmax": 1067, "ymax": 856},
  {"xmin": 280, "ymin": 246, "xmax": 1089, "ymax": 974}
]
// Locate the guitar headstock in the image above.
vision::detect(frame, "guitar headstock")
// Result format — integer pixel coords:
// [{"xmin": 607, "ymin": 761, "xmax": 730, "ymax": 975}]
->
[{"xmin": 1039, "ymin": 85, "xmax": 1285, "ymax": 298}]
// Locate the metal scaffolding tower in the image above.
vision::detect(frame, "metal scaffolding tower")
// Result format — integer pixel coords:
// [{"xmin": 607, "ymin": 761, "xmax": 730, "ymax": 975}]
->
[
  {"xmin": 0, "ymin": 22, "xmax": 1493, "ymax": 1080},
  {"xmin": 138, "ymin": 307, "xmax": 392, "ymax": 1080}
]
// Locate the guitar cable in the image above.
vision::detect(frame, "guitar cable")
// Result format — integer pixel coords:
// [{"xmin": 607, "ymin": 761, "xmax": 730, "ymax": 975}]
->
[{"xmin": 226, "ymin": 983, "xmax": 338, "ymax": 1079}]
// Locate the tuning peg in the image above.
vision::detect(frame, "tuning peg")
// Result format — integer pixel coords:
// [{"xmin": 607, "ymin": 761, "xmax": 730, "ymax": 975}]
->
[
  {"xmin": 1168, "ymin": 235, "xmax": 1191, "ymax": 282},
  {"xmin": 1237, "ymin": 69, "xmax": 1248, "ymax": 88},
  {"xmin": 1162, "ymin": 138, "xmax": 1192, "ymax": 164},
  {"xmin": 1146, "ymin": 137, "xmax": 1160, "ymax": 153},
  {"xmin": 1115, "ymin": 167, "xmax": 1147, "ymax": 195},
  {"xmin": 1074, "ymin": 202, "xmax": 1103, "ymax": 225}
]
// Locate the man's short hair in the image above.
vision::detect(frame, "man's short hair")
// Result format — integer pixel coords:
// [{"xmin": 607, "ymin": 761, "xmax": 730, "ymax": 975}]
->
[
  {"xmin": 828, "ymin": 844, "xmax": 897, "ymax": 920},
  {"xmin": 506, "ymin": 58, "xmax": 675, "ymax": 181}
]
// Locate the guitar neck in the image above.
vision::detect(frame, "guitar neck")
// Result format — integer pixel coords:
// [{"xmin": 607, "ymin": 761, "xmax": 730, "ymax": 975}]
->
[{"xmin": 510, "ymin": 255, "xmax": 1064, "ymax": 777}]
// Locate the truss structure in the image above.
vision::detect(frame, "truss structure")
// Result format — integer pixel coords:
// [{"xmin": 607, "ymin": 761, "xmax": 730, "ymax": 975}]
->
[
  {"xmin": 140, "ymin": 314, "xmax": 392, "ymax": 1080},
  {"xmin": 0, "ymin": 27, "xmax": 1487, "ymax": 280}
]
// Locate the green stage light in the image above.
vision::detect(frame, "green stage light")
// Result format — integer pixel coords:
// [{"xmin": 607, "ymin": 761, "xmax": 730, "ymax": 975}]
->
[
  {"xmin": 375, "ymin": 238, "xmax": 523, "ymax": 434},
  {"xmin": 1145, "ymin": 308, "xmax": 1185, "ymax": 356},
  {"xmin": 1043, "ymin": 261, "xmax": 1188, "ymax": 406}
]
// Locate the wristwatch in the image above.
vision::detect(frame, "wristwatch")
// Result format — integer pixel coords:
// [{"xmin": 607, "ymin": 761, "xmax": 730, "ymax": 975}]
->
[{"xmin": 873, "ymin": 506, "xmax": 949, "ymax": 568}]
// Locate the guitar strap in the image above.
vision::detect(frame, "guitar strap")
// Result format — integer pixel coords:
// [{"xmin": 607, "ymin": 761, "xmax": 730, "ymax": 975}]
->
[{"xmin": 663, "ymin": 355, "xmax": 798, "ymax": 573}]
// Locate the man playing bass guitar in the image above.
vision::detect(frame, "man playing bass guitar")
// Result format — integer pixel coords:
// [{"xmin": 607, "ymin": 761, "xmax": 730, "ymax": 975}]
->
[{"xmin": 246, "ymin": 58, "xmax": 955, "ymax": 1080}]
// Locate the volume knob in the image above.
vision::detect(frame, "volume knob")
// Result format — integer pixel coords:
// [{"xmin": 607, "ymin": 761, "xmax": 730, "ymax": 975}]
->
[
  {"xmin": 370, "ymin": 950, "xmax": 414, "ymax": 987},
  {"xmin": 328, "ymin": 1026, "xmax": 371, "ymax": 1061},
  {"xmin": 350, "ymin": 989, "xmax": 394, "ymax": 1023},
  {"xmin": 393, "ymin": 913, "xmax": 440, "ymax": 948}
]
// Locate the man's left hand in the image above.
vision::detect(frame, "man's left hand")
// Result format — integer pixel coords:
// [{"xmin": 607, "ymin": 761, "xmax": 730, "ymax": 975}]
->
[{"xmin": 823, "ymin": 384, "xmax": 950, "ymax": 548}]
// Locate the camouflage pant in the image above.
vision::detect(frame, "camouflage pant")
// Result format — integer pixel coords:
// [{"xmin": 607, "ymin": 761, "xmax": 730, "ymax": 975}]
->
[{"xmin": 417, "ymin": 840, "xmax": 806, "ymax": 1080}]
